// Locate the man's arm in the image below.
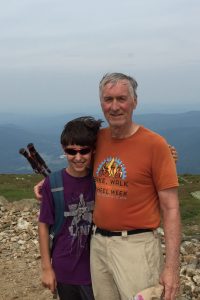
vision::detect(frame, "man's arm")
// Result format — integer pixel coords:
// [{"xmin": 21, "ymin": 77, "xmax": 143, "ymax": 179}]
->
[
  {"xmin": 158, "ymin": 187, "xmax": 181, "ymax": 300},
  {"xmin": 38, "ymin": 222, "xmax": 57, "ymax": 294},
  {"xmin": 34, "ymin": 179, "xmax": 44, "ymax": 200}
]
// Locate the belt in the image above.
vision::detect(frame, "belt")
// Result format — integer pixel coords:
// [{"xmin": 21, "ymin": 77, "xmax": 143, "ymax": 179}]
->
[{"xmin": 95, "ymin": 227, "xmax": 153, "ymax": 237}]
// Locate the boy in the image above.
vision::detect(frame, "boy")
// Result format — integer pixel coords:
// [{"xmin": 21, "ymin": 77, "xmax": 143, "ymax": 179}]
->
[{"xmin": 38, "ymin": 116, "xmax": 102, "ymax": 300}]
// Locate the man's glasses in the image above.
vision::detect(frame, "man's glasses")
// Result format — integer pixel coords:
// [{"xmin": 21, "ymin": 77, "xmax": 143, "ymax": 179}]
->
[{"xmin": 64, "ymin": 147, "xmax": 91, "ymax": 156}]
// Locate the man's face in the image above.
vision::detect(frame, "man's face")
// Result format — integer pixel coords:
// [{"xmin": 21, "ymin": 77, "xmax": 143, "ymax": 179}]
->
[{"xmin": 100, "ymin": 80, "xmax": 137, "ymax": 128}]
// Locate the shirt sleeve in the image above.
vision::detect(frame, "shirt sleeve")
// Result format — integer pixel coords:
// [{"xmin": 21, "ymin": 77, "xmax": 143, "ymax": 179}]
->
[
  {"xmin": 38, "ymin": 177, "xmax": 55, "ymax": 225},
  {"xmin": 151, "ymin": 136, "xmax": 179, "ymax": 191}
]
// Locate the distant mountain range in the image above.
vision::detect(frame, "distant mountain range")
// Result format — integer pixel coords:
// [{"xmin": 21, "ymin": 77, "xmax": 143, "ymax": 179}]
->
[{"xmin": 0, "ymin": 111, "xmax": 199, "ymax": 174}]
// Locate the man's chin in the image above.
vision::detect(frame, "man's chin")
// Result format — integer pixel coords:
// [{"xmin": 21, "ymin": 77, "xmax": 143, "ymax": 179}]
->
[{"xmin": 108, "ymin": 118, "xmax": 125, "ymax": 127}]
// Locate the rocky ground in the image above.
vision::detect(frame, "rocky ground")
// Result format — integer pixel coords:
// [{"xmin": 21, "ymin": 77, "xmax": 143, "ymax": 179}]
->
[
  {"xmin": 0, "ymin": 197, "xmax": 52, "ymax": 300},
  {"xmin": 0, "ymin": 196, "xmax": 200, "ymax": 300}
]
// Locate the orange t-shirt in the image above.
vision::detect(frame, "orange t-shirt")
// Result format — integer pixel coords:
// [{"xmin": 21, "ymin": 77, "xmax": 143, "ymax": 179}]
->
[{"xmin": 93, "ymin": 126, "xmax": 178, "ymax": 230}]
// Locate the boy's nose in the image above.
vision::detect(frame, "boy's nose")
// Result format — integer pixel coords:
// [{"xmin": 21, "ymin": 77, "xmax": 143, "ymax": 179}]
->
[{"xmin": 74, "ymin": 152, "xmax": 82, "ymax": 160}]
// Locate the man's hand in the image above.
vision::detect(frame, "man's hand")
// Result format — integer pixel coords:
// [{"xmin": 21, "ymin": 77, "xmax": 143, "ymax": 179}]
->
[
  {"xmin": 168, "ymin": 145, "xmax": 178, "ymax": 163},
  {"xmin": 159, "ymin": 266, "xmax": 180, "ymax": 300},
  {"xmin": 34, "ymin": 179, "xmax": 44, "ymax": 201}
]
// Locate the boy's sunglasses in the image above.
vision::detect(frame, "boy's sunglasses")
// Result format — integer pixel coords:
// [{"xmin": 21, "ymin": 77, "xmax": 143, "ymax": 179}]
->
[{"xmin": 64, "ymin": 147, "xmax": 91, "ymax": 156}]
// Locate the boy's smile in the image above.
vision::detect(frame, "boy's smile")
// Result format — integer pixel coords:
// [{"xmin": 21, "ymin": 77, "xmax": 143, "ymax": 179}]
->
[{"xmin": 64, "ymin": 145, "xmax": 93, "ymax": 177}]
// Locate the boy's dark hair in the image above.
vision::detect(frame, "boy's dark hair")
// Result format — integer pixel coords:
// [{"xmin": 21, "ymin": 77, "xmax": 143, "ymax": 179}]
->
[{"xmin": 60, "ymin": 116, "xmax": 103, "ymax": 148}]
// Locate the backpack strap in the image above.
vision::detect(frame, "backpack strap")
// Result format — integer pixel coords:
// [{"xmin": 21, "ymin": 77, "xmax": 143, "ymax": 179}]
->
[{"xmin": 48, "ymin": 170, "xmax": 65, "ymax": 250}]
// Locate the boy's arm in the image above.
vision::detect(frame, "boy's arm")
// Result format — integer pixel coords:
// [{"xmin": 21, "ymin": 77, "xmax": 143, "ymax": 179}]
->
[
  {"xmin": 168, "ymin": 145, "xmax": 178, "ymax": 163},
  {"xmin": 38, "ymin": 222, "xmax": 57, "ymax": 294}
]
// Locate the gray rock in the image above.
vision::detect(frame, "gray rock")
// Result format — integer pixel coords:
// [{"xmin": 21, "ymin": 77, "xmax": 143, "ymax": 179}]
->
[{"xmin": 0, "ymin": 200, "xmax": 200, "ymax": 299}]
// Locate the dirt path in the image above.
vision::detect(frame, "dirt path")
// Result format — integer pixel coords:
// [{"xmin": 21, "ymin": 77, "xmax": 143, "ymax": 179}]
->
[{"xmin": 0, "ymin": 256, "xmax": 52, "ymax": 300}]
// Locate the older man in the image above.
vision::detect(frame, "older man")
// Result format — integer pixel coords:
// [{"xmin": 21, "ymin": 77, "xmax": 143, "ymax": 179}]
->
[
  {"xmin": 90, "ymin": 73, "xmax": 181, "ymax": 300},
  {"xmin": 34, "ymin": 72, "xmax": 180, "ymax": 300}
]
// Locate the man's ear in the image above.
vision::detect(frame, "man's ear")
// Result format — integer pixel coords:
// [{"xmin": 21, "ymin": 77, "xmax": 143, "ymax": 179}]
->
[{"xmin": 133, "ymin": 98, "xmax": 137, "ymax": 110}]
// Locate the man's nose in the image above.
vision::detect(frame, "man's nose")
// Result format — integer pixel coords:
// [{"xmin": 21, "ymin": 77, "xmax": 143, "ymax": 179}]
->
[{"xmin": 110, "ymin": 99, "xmax": 119, "ymax": 111}]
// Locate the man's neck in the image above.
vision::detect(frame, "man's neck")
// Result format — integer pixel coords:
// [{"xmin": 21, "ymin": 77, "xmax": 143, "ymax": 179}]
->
[{"xmin": 110, "ymin": 122, "xmax": 139, "ymax": 139}]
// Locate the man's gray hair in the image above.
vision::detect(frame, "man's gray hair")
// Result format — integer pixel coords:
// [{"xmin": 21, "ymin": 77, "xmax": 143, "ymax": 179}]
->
[{"xmin": 99, "ymin": 73, "xmax": 138, "ymax": 100}]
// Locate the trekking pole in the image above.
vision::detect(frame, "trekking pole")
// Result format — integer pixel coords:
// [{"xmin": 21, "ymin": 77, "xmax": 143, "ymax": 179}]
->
[
  {"xmin": 19, "ymin": 144, "xmax": 51, "ymax": 177},
  {"xmin": 27, "ymin": 143, "xmax": 51, "ymax": 175},
  {"xmin": 19, "ymin": 148, "xmax": 41, "ymax": 174}
]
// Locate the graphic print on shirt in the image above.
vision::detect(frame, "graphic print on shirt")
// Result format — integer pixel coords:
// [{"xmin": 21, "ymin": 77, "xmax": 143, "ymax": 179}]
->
[
  {"xmin": 95, "ymin": 156, "xmax": 128, "ymax": 200},
  {"xmin": 66, "ymin": 193, "xmax": 94, "ymax": 250}
]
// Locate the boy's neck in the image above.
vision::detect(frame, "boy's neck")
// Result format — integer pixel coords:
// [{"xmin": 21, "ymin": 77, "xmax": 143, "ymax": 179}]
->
[{"xmin": 65, "ymin": 167, "xmax": 89, "ymax": 178}]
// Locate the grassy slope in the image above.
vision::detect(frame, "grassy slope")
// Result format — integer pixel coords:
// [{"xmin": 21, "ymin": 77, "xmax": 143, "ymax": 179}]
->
[
  {"xmin": 0, "ymin": 174, "xmax": 200, "ymax": 234},
  {"xmin": 0, "ymin": 174, "xmax": 43, "ymax": 201},
  {"xmin": 178, "ymin": 174, "xmax": 200, "ymax": 235}
]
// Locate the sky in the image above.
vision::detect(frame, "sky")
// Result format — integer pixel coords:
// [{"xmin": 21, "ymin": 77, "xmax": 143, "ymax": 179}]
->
[{"xmin": 0, "ymin": 0, "xmax": 200, "ymax": 116}]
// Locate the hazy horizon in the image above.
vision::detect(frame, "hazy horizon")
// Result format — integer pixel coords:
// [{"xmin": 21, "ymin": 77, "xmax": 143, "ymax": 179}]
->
[{"xmin": 1, "ymin": 108, "xmax": 200, "ymax": 119}]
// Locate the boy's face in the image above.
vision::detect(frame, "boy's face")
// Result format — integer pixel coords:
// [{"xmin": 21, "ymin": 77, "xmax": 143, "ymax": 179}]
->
[{"xmin": 63, "ymin": 144, "xmax": 93, "ymax": 177}]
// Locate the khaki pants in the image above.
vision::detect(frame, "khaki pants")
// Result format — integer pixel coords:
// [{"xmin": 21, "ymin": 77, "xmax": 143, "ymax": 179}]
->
[{"xmin": 90, "ymin": 230, "xmax": 163, "ymax": 300}]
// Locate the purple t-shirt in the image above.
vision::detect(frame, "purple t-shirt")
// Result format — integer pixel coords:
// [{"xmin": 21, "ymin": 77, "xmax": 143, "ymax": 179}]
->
[{"xmin": 39, "ymin": 169, "xmax": 95, "ymax": 285}]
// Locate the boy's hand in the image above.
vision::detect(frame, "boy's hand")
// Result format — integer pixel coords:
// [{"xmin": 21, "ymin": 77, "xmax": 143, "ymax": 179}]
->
[
  {"xmin": 168, "ymin": 145, "xmax": 178, "ymax": 163},
  {"xmin": 34, "ymin": 179, "xmax": 44, "ymax": 201},
  {"xmin": 41, "ymin": 267, "xmax": 57, "ymax": 294}
]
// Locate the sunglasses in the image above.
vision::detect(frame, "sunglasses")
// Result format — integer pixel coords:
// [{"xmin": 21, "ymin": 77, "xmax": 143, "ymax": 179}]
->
[{"xmin": 64, "ymin": 147, "xmax": 91, "ymax": 156}]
